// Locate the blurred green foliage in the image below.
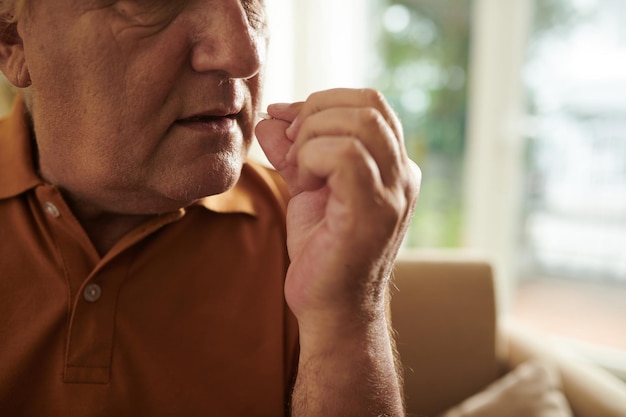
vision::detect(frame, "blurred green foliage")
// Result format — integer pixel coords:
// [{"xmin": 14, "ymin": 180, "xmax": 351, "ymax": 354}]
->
[
  {"xmin": 372, "ymin": 0, "xmax": 472, "ymax": 247},
  {"xmin": 372, "ymin": 0, "xmax": 581, "ymax": 248}
]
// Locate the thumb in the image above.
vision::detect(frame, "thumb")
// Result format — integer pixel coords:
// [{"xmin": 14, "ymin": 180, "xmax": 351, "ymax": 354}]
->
[
  {"xmin": 255, "ymin": 117, "xmax": 290, "ymax": 170},
  {"xmin": 255, "ymin": 118, "xmax": 300, "ymax": 194}
]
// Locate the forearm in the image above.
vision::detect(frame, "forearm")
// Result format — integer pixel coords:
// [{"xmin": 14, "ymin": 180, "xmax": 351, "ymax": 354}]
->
[{"xmin": 290, "ymin": 313, "xmax": 405, "ymax": 417}]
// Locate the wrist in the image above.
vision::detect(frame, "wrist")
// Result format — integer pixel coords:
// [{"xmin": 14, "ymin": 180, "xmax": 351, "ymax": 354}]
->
[
  {"xmin": 293, "ymin": 311, "xmax": 405, "ymax": 416},
  {"xmin": 296, "ymin": 308, "xmax": 392, "ymax": 359},
  {"xmin": 296, "ymin": 301, "xmax": 387, "ymax": 339}
]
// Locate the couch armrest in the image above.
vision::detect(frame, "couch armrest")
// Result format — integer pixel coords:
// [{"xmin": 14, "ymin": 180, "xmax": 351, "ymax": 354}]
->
[
  {"xmin": 391, "ymin": 250, "xmax": 500, "ymax": 416},
  {"xmin": 501, "ymin": 320, "xmax": 626, "ymax": 417}
]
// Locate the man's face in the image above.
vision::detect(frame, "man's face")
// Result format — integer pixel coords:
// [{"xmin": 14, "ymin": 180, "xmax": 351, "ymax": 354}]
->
[{"xmin": 20, "ymin": 0, "xmax": 267, "ymax": 214}]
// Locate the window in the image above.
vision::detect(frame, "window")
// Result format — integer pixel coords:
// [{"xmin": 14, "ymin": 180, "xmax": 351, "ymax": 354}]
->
[
  {"xmin": 521, "ymin": 0, "xmax": 626, "ymax": 284},
  {"xmin": 363, "ymin": 0, "xmax": 626, "ymax": 375},
  {"xmin": 514, "ymin": 0, "xmax": 626, "ymax": 372}
]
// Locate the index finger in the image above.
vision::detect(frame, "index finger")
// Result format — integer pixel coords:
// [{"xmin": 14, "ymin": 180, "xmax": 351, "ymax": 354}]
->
[
  {"xmin": 266, "ymin": 101, "xmax": 305, "ymax": 125},
  {"xmin": 285, "ymin": 88, "xmax": 404, "ymax": 147}
]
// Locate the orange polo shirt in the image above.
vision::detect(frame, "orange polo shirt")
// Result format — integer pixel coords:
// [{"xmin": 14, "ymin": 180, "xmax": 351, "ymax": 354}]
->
[{"xmin": 0, "ymin": 98, "xmax": 299, "ymax": 416}]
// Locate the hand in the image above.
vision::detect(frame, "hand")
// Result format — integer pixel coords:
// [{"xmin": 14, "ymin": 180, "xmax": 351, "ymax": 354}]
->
[{"xmin": 255, "ymin": 88, "xmax": 421, "ymax": 334}]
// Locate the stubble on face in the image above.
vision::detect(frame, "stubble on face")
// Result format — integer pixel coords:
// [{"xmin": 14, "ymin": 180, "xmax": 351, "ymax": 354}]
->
[{"xmin": 21, "ymin": 0, "xmax": 267, "ymax": 215}]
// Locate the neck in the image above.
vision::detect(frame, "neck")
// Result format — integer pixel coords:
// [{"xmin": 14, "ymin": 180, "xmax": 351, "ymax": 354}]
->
[
  {"xmin": 65, "ymin": 195, "xmax": 155, "ymax": 257},
  {"xmin": 31, "ymin": 130, "xmax": 157, "ymax": 256}
]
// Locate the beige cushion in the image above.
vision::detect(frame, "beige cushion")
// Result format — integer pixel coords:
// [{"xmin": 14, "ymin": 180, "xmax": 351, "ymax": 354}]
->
[
  {"xmin": 439, "ymin": 360, "xmax": 573, "ymax": 417},
  {"xmin": 503, "ymin": 321, "xmax": 626, "ymax": 417}
]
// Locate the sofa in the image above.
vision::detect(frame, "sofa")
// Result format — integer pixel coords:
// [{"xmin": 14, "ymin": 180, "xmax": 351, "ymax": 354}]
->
[{"xmin": 391, "ymin": 250, "xmax": 626, "ymax": 417}]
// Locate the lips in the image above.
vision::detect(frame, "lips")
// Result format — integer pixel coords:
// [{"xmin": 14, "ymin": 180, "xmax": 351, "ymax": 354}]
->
[
  {"xmin": 178, "ymin": 113, "xmax": 236, "ymax": 123},
  {"xmin": 174, "ymin": 111, "xmax": 239, "ymax": 137},
  {"xmin": 177, "ymin": 107, "xmax": 236, "ymax": 122}
]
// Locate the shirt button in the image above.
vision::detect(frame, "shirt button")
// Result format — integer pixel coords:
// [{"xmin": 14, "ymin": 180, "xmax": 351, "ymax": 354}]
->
[
  {"xmin": 44, "ymin": 202, "xmax": 60, "ymax": 218},
  {"xmin": 83, "ymin": 283, "xmax": 102, "ymax": 303}
]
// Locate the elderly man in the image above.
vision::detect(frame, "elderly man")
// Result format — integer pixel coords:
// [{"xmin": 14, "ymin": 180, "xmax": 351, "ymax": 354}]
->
[{"xmin": 0, "ymin": 0, "xmax": 420, "ymax": 416}]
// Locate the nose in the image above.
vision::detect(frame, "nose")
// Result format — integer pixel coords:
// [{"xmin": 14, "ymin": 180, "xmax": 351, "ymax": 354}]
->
[{"xmin": 189, "ymin": 1, "xmax": 266, "ymax": 80}]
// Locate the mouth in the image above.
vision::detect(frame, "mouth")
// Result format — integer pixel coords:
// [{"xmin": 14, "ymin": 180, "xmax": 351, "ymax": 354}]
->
[
  {"xmin": 175, "ymin": 113, "xmax": 239, "ymax": 133},
  {"xmin": 177, "ymin": 113, "xmax": 237, "ymax": 123}
]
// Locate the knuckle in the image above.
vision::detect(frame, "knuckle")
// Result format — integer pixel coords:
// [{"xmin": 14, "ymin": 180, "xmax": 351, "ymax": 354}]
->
[
  {"xmin": 306, "ymin": 90, "xmax": 325, "ymax": 105},
  {"xmin": 337, "ymin": 138, "xmax": 366, "ymax": 162},
  {"xmin": 360, "ymin": 88, "xmax": 386, "ymax": 107},
  {"xmin": 398, "ymin": 160, "xmax": 421, "ymax": 214},
  {"xmin": 386, "ymin": 161, "xmax": 421, "ymax": 219},
  {"xmin": 406, "ymin": 160, "xmax": 422, "ymax": 196},
  {"xmin": 356, "ymin": 107, "xmax": 383, "ymax": 130}
]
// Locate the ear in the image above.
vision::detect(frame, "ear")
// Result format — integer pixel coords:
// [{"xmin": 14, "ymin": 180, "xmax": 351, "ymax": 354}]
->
[{"xmin": 0, "ymin": 17, "xmax": 31, "ymax": 88}]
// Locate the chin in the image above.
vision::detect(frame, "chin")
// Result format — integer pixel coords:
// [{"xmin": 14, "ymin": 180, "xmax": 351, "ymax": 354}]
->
[{"xmin": 157, "ymin": 156, "xmax": 245, "ymax": 206}]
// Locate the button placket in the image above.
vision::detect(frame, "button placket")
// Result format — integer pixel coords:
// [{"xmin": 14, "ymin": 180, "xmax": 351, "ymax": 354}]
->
[{"xmin": 65, "ymin": 256, "xmax": 134, "ymax": 384}]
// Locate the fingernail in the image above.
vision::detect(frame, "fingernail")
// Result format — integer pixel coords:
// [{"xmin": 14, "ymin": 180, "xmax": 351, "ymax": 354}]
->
[
  {"xmin": 267, "ymin": 103, "xmax": 289, "ymax": 117},
  {"xmin": 267, "ymin": 103, "xmax": 290, "ymax": 113}
]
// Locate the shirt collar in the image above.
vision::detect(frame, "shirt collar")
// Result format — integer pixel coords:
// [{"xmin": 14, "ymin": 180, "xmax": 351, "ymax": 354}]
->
[
  {"xmin": 0, "ymin": 95, "xmax": 42, "ymax": 199},
  {"xmin": 0, "ymin": 95, "xmax": 258, "ymax": 216},
  {"xmin": 195, "ymin": 181, "xmax": 257, "ymax": 216}
]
